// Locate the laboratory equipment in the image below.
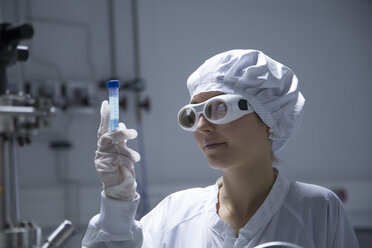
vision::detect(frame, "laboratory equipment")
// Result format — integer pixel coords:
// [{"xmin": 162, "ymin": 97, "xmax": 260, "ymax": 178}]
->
[
  {"xmin": 254, "ymin": 241, "xmax": 303, "ymax": 248},
  {"xmin": 107, "ymin": 80, "xmax": 120, "ymax": 131},
  {"xmin": 41, "ymin": 220, "xmax": 75, "ymax": 248},
  {"xmin": 178, "ymin": 94, "xmax": 253, "ymax": 131},
  {"xmin": 0, "ymin": 22, "xmax": 75, "ymax": 248}
]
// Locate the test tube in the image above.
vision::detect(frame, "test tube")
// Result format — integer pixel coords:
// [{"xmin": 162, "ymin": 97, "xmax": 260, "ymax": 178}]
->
[{"xmin": 107, "ymin": 80, "xmax": 120, "ymax": 131}]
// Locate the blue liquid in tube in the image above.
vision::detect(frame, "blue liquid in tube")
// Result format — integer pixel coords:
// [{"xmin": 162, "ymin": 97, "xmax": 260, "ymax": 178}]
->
[{"xmin": 107, "ymin": 80, "xmax": 120, "ymax": 131}]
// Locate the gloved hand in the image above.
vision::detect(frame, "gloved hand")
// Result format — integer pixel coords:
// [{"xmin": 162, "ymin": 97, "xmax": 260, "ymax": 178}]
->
[{"xmin": 94, "ymin": 100, "xmax": 140, "ymax": 201}]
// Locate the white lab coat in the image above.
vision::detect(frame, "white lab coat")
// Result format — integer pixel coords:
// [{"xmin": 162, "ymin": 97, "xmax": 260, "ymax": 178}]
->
[{"xmin": 82, "ymin": 170, "xmax": 359, "ymax": 248}]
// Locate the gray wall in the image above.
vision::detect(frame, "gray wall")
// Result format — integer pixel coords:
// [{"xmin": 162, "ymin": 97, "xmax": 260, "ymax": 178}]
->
[{"xmin": 1, "ymin": 0, "xmax": 371, "ymax": 246}]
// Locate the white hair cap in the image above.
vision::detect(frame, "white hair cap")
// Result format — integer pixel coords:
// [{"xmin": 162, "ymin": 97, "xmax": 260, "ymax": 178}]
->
[{"xmin": 187, "ymin": 49, "xmax": 305, "ymax": 155}]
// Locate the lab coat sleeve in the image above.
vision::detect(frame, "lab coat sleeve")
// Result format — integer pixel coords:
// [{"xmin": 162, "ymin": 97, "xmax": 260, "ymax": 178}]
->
[
  {"xmin": 82, "ymin": 192, "xmax": 143, "ymax": 248},
  {"xmin": 327, "ymin": 193, "xmax": 360, "ymax": 248}
]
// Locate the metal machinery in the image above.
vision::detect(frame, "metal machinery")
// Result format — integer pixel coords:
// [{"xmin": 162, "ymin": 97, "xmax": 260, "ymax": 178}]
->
[
  {"xmin": 253, "ymin": 241, "xmax": 303, "ymax": 248},
  {"xmin": 0, "ymin": 22, "xmax": 74, "ymax": 248}
]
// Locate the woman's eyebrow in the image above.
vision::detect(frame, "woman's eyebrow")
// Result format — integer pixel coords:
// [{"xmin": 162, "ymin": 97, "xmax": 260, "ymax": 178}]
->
[
  {"xmin": 191, "ymin": 99, "xmax": 206, "ymax": 104},
  {"xmin": 190, "ymin": 98, "xmax": 204, "ymax": 104}
]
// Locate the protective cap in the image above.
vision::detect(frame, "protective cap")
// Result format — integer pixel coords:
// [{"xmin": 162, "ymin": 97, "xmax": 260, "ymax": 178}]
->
[
  {"xmin": 187, "ymin": 49, "xmax": 305, "ymax": 155},
  {"xmin": 107, "ymin": 80, "xmax": 120, "ymax": 89}
]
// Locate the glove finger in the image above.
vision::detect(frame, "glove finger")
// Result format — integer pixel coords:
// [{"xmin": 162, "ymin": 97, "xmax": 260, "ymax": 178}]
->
[
  {"xmin": 95, "ymin": 152, "xmax": 136, "ymax": 169},
  {"xmin": 118, "ymin": 123, "xmax": 138, "ymax": 140},
  {"xmin": 98, "ymin": 170, "xmax": 123, "ymax": 187},
  {"xmin": 98, "ymin": 127, "xmax": 138, "ymax": 145},
  {"xmin": 118, "ymin": 122, "xmax": 127, "ymax": 129},
  {"xmin": 119, "ymin": 165, "xmax": 135, "ymax": 183},
  {"xmin": 105, "ymin": 177, "xmax": 137, "ymax": 201},
  {"xmin": 125, "ymin": 147, "xmax": 141, "ymax": 163},
  {"xmin": 96, "ymin": 146, "xmax": 140, "ymax": 164},
  {"xmin": 99, "ymin": 145, "xmax": 140, "ymax": 163},
  {"xmin": 95, "ymin": 156, "xmax": 120, "ymax": 171},
  {"xmin": 96, "ymin": 162, "xmax": 136, "ymax": 193},
  {"xmin": 97, "ymin": 143, "xmax": 138, "ymax": 159},
  {"xmin": 98, "ymin": 100, "xmax": 110, "ymax": 139},
  {"xmin": 110, "ymin": 127, "xmax": 138, "ymax": 143}
]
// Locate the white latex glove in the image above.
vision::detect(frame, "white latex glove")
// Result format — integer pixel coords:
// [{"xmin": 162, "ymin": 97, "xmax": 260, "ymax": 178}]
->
[{"xmin": 95, "ymin": 100, "xmax": 140, "ymax": 201}]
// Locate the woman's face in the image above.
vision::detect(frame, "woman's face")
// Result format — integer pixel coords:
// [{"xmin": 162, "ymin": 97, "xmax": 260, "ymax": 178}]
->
[{"xmin": 192, "ymin": 91, "xmax": 272, "ymax": 170}]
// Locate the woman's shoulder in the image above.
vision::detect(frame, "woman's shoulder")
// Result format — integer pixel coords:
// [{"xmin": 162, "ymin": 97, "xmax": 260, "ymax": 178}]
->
[
  {"xmin": 283, "ymin": 180, "xmax": 344, "ymax": 214},
  {"xmin": 277, "ymin": 179, "xmax": 359, "ymax": 247},
  {"xmin": 161, "ymin": 184, "xmax": 216, "ymax": 210},
  {"xmin": 140, "ymin": 184, "xmax": 217, "ymax": 232},
  {"xmin": 288, "ymin": 181, "xmax": 340, "ymax": 202},
  {"xmin": 147, "ymin": 184, "xmax": 217, "ymax": 217}
]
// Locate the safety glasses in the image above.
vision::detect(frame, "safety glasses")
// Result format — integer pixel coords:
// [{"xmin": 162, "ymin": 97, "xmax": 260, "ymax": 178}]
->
[{"xmin": 178, "ymin": 94, "xmax": 254, "ymax": 131}]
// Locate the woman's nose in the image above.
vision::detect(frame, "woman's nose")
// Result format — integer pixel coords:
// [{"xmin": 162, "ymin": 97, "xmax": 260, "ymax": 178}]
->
[{"xmin": 195, "ymin": 114, "xmax": 214, "ymax": 132}]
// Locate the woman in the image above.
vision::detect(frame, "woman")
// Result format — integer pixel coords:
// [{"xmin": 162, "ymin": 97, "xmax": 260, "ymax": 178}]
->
[{"xmin": 82, "ymin": 49, "xmax": 359, "ymax": 248}]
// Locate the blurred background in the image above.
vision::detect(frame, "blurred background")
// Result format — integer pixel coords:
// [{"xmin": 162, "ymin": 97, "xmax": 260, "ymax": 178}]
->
[{"xmin": 0, "ymin": 0, "xmax": 371, "ymax": 247}]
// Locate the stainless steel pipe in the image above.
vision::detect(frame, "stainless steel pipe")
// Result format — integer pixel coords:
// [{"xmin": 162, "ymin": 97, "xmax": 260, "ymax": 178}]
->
[
  {"xmin": 0, "ymin": 135, "xmax": 5, "ymax": 231},
  {"xmin": 8, "ymin": 135, "xmax": 20, "ymax": 226}
]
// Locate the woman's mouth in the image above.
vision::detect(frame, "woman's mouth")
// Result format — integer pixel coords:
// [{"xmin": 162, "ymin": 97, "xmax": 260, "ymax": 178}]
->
[{"xmin": 203, "ymin": 142, "xmax": 226, "ymax": 150}]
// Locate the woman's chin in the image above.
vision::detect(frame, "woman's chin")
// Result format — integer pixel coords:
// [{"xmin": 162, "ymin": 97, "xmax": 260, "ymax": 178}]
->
[{"xmin": 206, "ymin": 157, "xmax": 229, "ymax": 170}]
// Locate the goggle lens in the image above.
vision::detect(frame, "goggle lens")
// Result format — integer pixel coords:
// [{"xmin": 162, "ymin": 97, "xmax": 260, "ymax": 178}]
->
[
  {"xmin": 205, "ymin": 100, "xmax": 227, "ymax": 121},
  {"xmin": 179, "ymin": 108, "xmax": 196, "ymax": 128}
]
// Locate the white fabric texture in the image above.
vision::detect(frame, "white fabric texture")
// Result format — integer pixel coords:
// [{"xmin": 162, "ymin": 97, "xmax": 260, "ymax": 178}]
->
[
  {"xmin": 187, "ymin": 49, "xmax": 305, "ymax": 154},
  {"xmin": 82, "ymin": 170, "xmax": 359, "ymax": 248},
  {"xmin": 82, "ymin": 192, "xmax": 143, "ymax": 247}
]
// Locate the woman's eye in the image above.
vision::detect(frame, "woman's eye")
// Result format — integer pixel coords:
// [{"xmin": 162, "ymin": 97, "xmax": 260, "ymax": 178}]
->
[
  {"xmin": 216, "ymin": 103, "xmax": 227, "ymax": 118},
  {"xmin": 208, "ymin": 101, "xmax": 227, "ymax": 120}
]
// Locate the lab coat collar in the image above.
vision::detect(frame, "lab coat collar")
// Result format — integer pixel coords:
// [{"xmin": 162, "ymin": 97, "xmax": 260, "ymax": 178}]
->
[{"xmin": 205, "ymin": 168, "xmax": 291, "ymax": 241}]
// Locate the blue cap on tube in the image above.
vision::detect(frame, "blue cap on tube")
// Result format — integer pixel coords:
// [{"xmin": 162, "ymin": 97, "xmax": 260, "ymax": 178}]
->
[{"xmin": 107, "ymin": 80, "xmax": 120, "ymax": 89}]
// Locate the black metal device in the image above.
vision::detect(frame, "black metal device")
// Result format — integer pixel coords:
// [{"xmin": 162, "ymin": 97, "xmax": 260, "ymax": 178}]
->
[{"xmin": 0, "ymin": 23, "xmax": 34, "ymax": 95}]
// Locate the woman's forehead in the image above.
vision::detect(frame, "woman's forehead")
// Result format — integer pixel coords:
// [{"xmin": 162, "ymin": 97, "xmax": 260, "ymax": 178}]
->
[{"xmin": 190, "ymin": 91, "xmax": 225, "ymax": 104}]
